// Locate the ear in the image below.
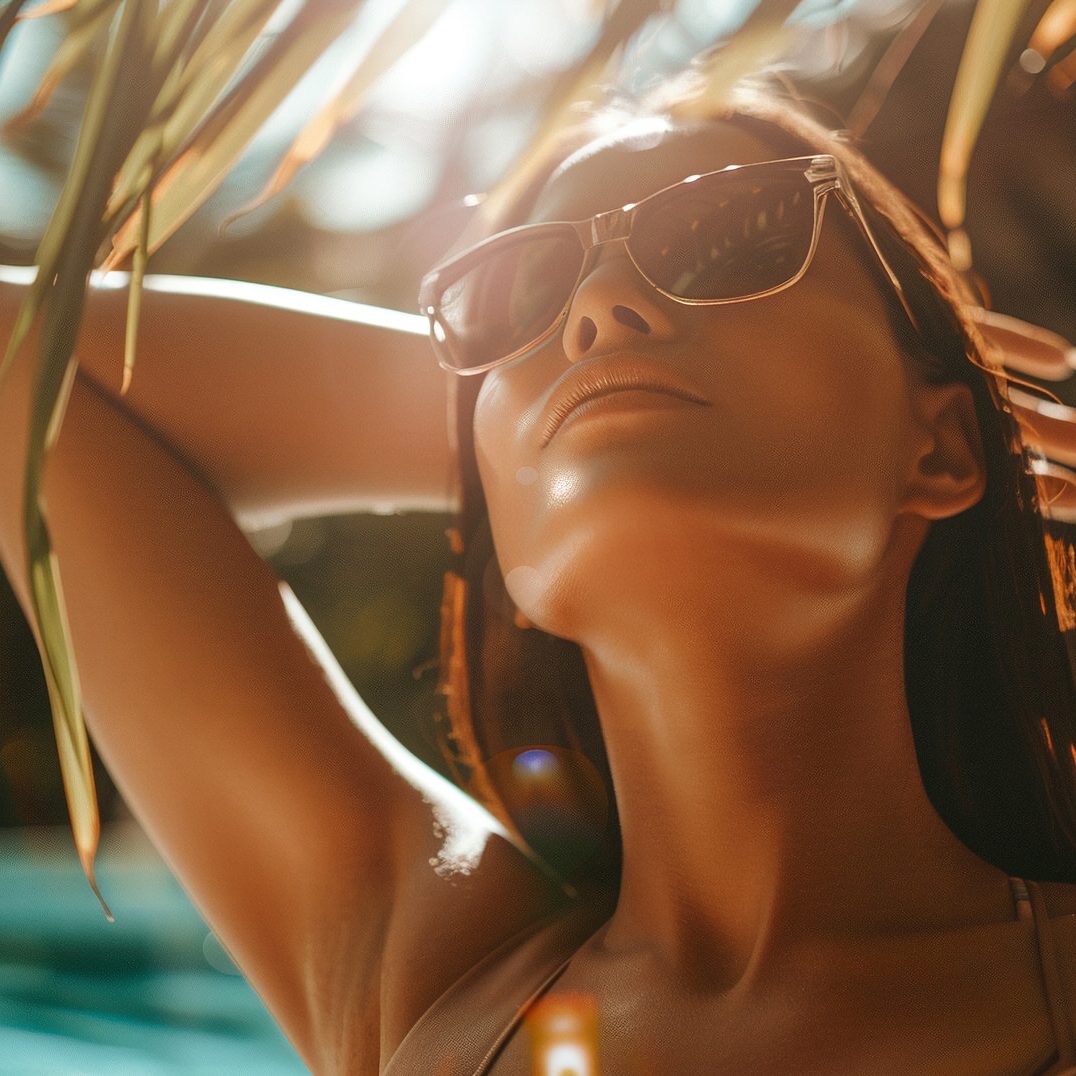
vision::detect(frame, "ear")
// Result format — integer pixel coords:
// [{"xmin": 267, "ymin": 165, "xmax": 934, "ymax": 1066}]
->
[{"xmin": 900, "ymin": 380, "xmax": 987, "ymax": 521}]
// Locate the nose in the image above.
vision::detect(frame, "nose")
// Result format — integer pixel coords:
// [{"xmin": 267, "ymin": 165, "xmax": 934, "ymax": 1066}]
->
[{"xmin": 561, "ymin": 247, "xmax": 677, "ymax": 363}]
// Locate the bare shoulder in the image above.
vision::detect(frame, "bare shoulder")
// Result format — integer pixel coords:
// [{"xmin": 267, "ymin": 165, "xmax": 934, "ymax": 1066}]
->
[{"xmin": 378, "ymin": 786, "xmax": 577, "ymax": 1065}]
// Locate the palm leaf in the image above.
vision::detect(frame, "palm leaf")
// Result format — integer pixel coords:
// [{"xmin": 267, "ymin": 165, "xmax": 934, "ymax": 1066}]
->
[
  {"xmin": 105, "ymin": 0, "xmax": 364, "ymax": 268},
  {"xmin": 14, "ymin": 0, "xmax": 158, "ymax": 917},
  {"xmin": 3, "ymin": 2, "xmax": 116, "ymax": 134},
  {"xmin": 475, "ymin": 0, "xmax": 656, "ymax": 231},
  {"xmin": 106, "ymin": 0, "xmax": 280, "ymax": 224},
  {"xmin": 938, "ymin": 0, "xmax": 1032, "ymax": 269},
  {"xmin": 18, "ymin": 0, "xmax": 83, "ymax": 18},
  {"xmin": 673, "ymin": 0, "xmax": 801, "ymax": 118},
  {"xmin": 0, "ymin": 0, "xmax": 31, "ymax": 56},
  {"xmin": 121, "ymin": 170, "xmax": 154, "ymax": 396},
  {"xmin": 221, "ymin": 0, "xmax": 449, "ymax": 229}
]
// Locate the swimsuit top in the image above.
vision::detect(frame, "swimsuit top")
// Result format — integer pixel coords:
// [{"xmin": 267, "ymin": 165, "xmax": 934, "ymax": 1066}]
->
[{"xmin": 383, "ymin": 877, "xmax": 1075, "ymax": 1075}]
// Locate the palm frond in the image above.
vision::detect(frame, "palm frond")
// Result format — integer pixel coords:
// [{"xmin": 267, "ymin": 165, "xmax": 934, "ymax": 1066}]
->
[
  {"xmin": 105, "ymin": 0, "xmax": 365, "ymax": 268},
  {"xmin": 221, "ymin": 0, "xmax": 450, "ymax": 229},
  {"xmin": 938, "ymin": 0, "xmax": 1032, "ymax": 269},
  {"xmin": 14, "ymin": 0, "xmax": 157, "ymax": 918},
  {"xmin": 18, "ymin": 0, "xmax": 83, "ymax": 19},
  {"xmin": 105, "ymin": 1, "xmax": 280, "ymax": 226},
  {"xmin": 476, "ymin": 0, "xmax": 656, "ymax": 231},
  {"xmin": 0, "ymin": 1, "xmax": 32, "ymax": 56},
  {"xmin": 3, "ymin": 1, "xmax": 116, "ymax": 133},
  {"xmin": 674, "ymin": 0, "xmax": 801, "ymax": 118}
]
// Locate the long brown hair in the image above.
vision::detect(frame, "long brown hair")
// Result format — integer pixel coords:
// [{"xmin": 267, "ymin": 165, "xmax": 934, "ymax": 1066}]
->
[{"xmin": 430, "ymin": 83, "xmax": 1076, "ymax": 891}]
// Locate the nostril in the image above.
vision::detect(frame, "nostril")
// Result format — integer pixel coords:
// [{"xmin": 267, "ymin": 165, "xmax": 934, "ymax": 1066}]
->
[
  {"xmin": 613, "ymin": 305, "xmax": 651, "ymax": 334},
  {"xmin": 577, "ymin": 316, "xmax": 598, "ymax": 352}
]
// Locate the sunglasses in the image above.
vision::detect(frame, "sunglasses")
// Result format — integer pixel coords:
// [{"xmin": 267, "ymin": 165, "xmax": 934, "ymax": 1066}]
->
[{"xmin": 418, "ymin": 154, "xmax": 921, "ymax": 375}]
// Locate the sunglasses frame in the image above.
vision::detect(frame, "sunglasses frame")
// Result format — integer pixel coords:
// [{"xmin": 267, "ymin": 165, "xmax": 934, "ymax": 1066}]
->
[{"xmin": 418, "ymin": 154, "xmax": 921, "ymax": 375}]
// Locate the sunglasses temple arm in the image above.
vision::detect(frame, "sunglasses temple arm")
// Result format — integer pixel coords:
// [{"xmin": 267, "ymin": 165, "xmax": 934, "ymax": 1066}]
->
[{"xmin": 839, "ymin": 186, "xmax": 923, "ymax": 337}]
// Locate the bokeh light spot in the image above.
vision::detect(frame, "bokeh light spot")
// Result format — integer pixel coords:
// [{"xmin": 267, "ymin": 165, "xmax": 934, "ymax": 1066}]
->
[
  {"xmin": 504, "ymin": 564, "xmax": 543, "ymax": 610},
  {"xmin": 513, "ymin": 748, "xmax": 557, "ymax": 779}
]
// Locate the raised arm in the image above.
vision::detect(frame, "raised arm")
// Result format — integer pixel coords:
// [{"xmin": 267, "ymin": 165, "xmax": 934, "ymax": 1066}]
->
[
  {"xmin": 0, "ymin": 277, "xmax": 559, "ymax": 1070},
  {"xmin": 0, "ymin": 267, "xmax": 454, "ymax": 526}
]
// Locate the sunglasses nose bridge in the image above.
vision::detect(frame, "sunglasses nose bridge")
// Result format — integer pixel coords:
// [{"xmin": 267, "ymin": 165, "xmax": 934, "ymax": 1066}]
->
[{"xmin": 586, "ymin": 204, "xmax": 634, "ymax": 248}]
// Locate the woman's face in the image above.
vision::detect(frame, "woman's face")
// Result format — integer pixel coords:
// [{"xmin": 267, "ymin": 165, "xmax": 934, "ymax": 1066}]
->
[{"xmin": 471, "ymin": 120, "xmax": 933, "ymax": 637}]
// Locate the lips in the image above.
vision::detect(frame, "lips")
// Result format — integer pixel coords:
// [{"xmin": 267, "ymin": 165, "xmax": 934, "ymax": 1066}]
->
[{"xmin": 539, "ymin": 353, "xmax": 712, "ymax": 447}]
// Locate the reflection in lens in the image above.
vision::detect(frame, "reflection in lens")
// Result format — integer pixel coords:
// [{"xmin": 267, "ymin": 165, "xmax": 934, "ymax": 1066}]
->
[
  {"xmin": 631, "ymin": 173, "xmax": 815, "ymax": 300},
  {"xmin": 437, "ymin": 233, "xmax": 582, "ymax": 369}
]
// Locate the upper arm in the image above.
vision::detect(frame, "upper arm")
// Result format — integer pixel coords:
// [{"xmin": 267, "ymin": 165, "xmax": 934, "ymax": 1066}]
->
[
  {"xmin": 32, "ymin": 373, "xmax": 426, "ymax": 1064},
  {"xmin": 2, "ymin": 270, "xmax": 455, "ymax": 526},
  {"xmin": 0, "ymin": 325, "xmax": 446, "ymax": 1068}
]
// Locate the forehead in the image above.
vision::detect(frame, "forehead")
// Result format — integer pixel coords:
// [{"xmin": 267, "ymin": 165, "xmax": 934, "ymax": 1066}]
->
[{"xmin": 529, "ymin": 119, "xmax": 795, "ymax": 223}]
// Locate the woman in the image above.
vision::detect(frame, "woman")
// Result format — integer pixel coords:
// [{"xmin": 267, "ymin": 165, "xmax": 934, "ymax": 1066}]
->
[{"xmin": 1, "ymin": 79, "xmax": 1075, "ymax": 1072}]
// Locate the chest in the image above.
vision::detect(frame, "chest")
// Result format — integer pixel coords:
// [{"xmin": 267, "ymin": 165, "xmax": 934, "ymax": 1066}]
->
[{"xmin": 483, "ymin": 923, "xmax": 1063, "ymax": 1075}]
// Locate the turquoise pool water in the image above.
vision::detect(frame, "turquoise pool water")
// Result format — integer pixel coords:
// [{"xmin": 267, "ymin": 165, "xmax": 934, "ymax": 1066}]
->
[{"xmin": 0, "ymin": 825, "xmax": 306, "ymax": 1074}]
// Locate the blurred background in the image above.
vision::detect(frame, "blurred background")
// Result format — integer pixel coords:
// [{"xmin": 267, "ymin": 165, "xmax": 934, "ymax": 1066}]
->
[{"xmin": 0, "ymin": 0, "xmax": 1072, "ymax": 1070}]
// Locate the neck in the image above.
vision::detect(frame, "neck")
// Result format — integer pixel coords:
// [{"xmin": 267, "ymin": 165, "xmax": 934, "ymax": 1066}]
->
[{"xmin": 572, "ymin": 537, "xmax": 1010, "ymax": 987}]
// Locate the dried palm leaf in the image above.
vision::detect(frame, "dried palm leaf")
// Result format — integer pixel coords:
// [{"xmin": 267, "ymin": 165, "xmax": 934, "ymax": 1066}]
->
[
  {"xmin": 3, "ymin": 0, "xmax": 118, "ymax": 134},
  {"xmin": 222, "ymin": 0, "xmax": 449, "ymax": 229},
  {"xmin": 105, "ymin": 0, "xmax": 364, "ymax": 269}
]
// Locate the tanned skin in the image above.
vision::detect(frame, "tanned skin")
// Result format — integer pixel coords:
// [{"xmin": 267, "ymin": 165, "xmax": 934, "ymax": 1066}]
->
[{"xmin": 1, "ymin": 121, "xmax": 1074, "ymax": 1072}]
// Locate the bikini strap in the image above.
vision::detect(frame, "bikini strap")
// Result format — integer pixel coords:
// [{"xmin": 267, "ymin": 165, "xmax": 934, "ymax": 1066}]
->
[
  {"xmin": 383, "ymin": 902, "xmax": 607, "ymax": 1076},
  {"xmin": 1011, "ymin": 876, "xmax": 1076, "ymax": 1067}
]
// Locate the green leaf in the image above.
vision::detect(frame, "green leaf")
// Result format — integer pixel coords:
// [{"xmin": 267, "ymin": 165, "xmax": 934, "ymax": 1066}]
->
[{"xmin": 16, "ymin": 0, "xmax": 154, "ymax": 915}]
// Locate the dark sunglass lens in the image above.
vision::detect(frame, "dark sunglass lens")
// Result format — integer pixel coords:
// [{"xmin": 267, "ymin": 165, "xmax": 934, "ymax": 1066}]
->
[
  {"xmin": 435, "ymin": 233, "xmax": 582, "ymax": 370},
  {"xmin": 630, "ymin": 173, "xmax": 816, "ymax": 300}
]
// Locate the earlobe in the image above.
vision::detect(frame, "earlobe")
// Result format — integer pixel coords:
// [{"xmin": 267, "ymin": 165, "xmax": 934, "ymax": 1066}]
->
[{"xmin": 901, "ymin": 380, "xmax": 987, "ymax": 521}]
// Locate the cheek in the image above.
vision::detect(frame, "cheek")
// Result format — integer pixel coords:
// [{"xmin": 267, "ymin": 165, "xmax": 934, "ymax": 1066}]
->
[
  {"xmin": 700, "ymin": 288, "xmax": 913, "ymax": 494},
  {"xmin": 470, "ymin": 288, "xmax": 919, "ymax": 621}
]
